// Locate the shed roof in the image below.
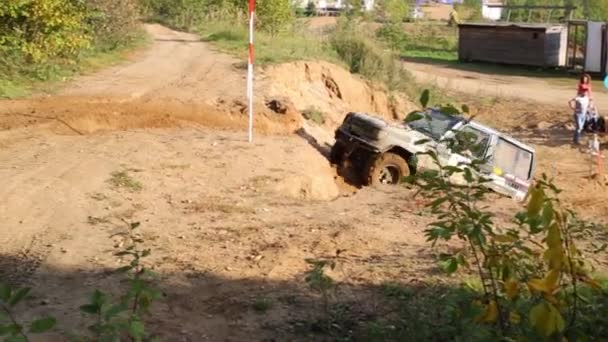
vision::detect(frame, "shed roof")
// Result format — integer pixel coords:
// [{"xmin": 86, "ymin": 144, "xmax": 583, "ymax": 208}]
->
[{"xmin": 458, "ymin": 22, "xmax": 565, "ymax": 30}]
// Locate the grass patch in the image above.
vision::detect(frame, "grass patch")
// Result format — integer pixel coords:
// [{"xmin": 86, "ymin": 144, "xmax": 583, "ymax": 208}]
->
[
  {"xmin": 87, "ymin": 215, "xmax": 111, "ymax": 226},
  {"xmin": 302, "ymin": 107, "xmax": 326, "ymax": 125},
  {"xmin": 187, "ymin": 196, "xmax": 255, "ymax": 214},
  {"xmin": 197, "ymin": 18, "xmax": 422, "ymax": 99},
  {"xmin": 108, "ymin": 170, "xmax": 143, "ymax": 192},
  {"xmin": 252, "ymin": 297, "xmax": 273, "ymax": 313},
  {"xmin": 0, "ymin": 29, "xmax": 150, "ymax": 99},
  {"xmin": 199, "ymin": 21, "xmax": 338, "ymax": 66},
  {"xmin": 382, "ymin": 22, "xmax": 458, "ymax": 63}
]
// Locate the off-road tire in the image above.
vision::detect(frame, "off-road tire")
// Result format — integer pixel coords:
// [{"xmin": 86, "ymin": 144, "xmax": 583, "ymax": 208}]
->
[
  {"xmin": 365, "ymin": 152, "xmax": 410, "ymax": 186},
  {"xmin": 330, "ymin": 141, "xmax": 346, "ymax": 165}
]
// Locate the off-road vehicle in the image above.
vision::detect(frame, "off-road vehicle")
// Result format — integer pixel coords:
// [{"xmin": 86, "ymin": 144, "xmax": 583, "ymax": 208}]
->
[{"xmin": 331, "ymin": 109, "xmax": 536, "ymax": 201}]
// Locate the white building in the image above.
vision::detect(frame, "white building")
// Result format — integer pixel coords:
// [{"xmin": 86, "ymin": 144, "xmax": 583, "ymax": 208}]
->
[
  {"xmin": 294, "ymin": 0, "xmax": 372, "ymax": 10},
  {"xmin": 482, "ymin": 0, "xmax": 503, "ymax": 21}
]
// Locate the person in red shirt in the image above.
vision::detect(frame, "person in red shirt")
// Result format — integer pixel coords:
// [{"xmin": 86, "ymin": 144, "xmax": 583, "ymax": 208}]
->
[{"xmin": 578, "ymin": 73, "xmax": 592, "ymax": 99}]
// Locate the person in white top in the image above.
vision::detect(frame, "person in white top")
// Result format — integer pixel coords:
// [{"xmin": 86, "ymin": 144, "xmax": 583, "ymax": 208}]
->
[{"xmin": 568, "ymin": 91, "xmax": 590, "ymax": 145}]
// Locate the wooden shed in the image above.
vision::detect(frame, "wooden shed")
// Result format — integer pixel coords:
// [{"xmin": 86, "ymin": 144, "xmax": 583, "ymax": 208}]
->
[{"xmin": 458, "ymin": 23, "xmax": 568, "ymax": 67}]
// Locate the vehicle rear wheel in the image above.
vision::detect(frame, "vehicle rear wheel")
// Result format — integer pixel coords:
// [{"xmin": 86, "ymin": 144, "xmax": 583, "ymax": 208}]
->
[
  {"xmin": 329, "ymin": 141, "xmax": 346, "ymax": 165},
  {"xmin": 365, "ymin": 152, "xmax": 410, "ymax": 186}
]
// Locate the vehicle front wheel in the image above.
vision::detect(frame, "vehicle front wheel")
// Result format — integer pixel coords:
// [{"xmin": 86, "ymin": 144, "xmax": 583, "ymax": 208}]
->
[{"xmin": 365, "ymin": 152, "xmax": 410, "ymax": 186}]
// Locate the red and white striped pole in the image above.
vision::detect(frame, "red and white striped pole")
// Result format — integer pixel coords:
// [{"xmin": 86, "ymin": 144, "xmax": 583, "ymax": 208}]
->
[{"xmin": 247, "ymin": 0, "xmax": 255, "ymax": 143}]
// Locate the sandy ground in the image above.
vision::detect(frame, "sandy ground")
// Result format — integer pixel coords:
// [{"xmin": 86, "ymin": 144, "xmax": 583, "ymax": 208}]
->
[
  {"xmin": 0, "ymin": 23, "xmax": 607, "ymax": 341},
  {"xmin": 0, "ymin": 127, "xmax": 444, "ymax": 340}
]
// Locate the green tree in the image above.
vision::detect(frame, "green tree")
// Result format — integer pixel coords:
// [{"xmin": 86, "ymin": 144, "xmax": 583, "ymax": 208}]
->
[
  {"xmin": 378, "ymin": 0, "xmax": 409, "ymax": 23},
  {"xmin": 0, "ymin": 0, "xmax": 90, "ymax": 62},
  {"xmin": 256, "ymin": 0, "xmax": 294, "ymax": 36},
  {"xmin": 588, "ymin": 0, "xmax": 608, "ymax": 20},
  {"xmin": 86, "ymin": 0, "xmax": 141, "ymax": 50}
]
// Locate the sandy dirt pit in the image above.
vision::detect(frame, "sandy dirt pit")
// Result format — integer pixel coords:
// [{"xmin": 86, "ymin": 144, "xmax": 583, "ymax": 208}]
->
[{"xmin": 0, "ymin": 23, "xmax": 607, "ymax": 341}]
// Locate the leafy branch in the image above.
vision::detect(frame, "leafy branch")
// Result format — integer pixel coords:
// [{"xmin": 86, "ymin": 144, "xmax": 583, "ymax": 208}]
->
[
  {"xmin": 80, "ymin": 221, "xmax": 160, "ymax": 342},
  {"xmin": 0, "ymin": 283, "xmax": 56, "ymax": 342},
  {"xmin": 406, "ymin": 90, "xmax": 606, "ymax": 340}
]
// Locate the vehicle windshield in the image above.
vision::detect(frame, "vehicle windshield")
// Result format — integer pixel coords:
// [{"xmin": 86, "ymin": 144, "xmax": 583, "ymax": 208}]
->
[{"xmin": 406, "ymin": 110, "xmax": 461, "ymax": 141}]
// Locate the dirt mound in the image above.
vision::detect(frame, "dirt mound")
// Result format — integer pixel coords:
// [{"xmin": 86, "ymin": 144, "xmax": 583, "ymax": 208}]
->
[
  {"xmin": 262, "ymin": 61, "xmax": 416, "ymax": 128},
  {"xmin": 0, "ymin": 96, "xmax": 302, "ymax": 136}
]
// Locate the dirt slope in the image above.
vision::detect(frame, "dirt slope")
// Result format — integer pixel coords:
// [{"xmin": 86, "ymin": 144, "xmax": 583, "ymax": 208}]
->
[{"xmin": 264, "ymin": 61, "xmax": 416, "ymax": 126}]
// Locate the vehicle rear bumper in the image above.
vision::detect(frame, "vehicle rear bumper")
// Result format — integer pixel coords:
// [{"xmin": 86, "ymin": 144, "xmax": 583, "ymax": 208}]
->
[{"xmin": 334, "ymin": 129, "xmax": 380, "ymax": 154}]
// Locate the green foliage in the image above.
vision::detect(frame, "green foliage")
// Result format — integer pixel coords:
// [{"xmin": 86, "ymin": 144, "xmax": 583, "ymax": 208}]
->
[
  {"xmin": 376, "ymin": 23, "xmax": 408, "ymax": 51},
  {"xmin": 252, "ymin": 297, "xmax": 273, "ymax": 313},
  {"xmin": 201, "ymin": 21, "xmax": 334, "ymax": 65},
  {"xmin": 141, "ymin": 0, "xmax": 237, "ymax": 30},
  {"xmin": 86, "ymin": 0, "xmax": 141, "ymax": 51},
  {"xmin": 384, "ymin": 23, "xmax": 458, "ymax": 62},
  {"xmin": 302, "ymin": 107, "xmax": 326, "ymax": 125},
  {"xmin": 0, "ymin": 283, "xmax": 57, "ymax": 341},
  {"xmin": 500, "ymin": 0, "xmax": 608, "ymax": 22},
  {"xmin": 108, "ymin": 170, "xmax": 143, "ymax": 192},
  {"xmin": 331, "ymin": 18, "xmax": 413, "ymax": 92},
  {"xmin": 454, "ymin": 0, "xmax": 483, "ymax": 21},
  {"xmin": 80, "ymin": 221, "xmax": 160, "ymax": 341},
  {"xmin": 587, "ymin": 0, "xmax": 608, "ymax": 20},
  {"xmin": 305, "ymin": 2, "xmax": 316, "ymax": 17},
  {"xmin": 256, "ymin": 0, "xmax": 295, "ymax": 36},
  {"xmin": 377, "ymin": 0, "xmax": 409, "ymax": 23},
  {"xmin": 405, "ymin": 90, "xmax": 608, "ymax": 340},
  {"xmin": 0, "ymin": 221, "xmax": 161, "ymax": 341},
  {"xmin": 0, "ymin": 0, "xmax": 90, "ymax": 63},
  {"xmin": 0, "ymin": 0, "xmax": 146, "ymax": 98}
]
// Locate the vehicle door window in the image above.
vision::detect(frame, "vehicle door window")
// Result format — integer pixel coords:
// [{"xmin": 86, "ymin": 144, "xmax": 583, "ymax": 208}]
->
[
  {"xmin": 493, "ymin": 138, "xmax": 533, "ymax": 180},
  {"xmin": 453, "ymin": 126, "xmax": 491, "ymax": 160},
  {"xmin": 407, "ymin": 110, "xmax": 460, "ymax": 141}
]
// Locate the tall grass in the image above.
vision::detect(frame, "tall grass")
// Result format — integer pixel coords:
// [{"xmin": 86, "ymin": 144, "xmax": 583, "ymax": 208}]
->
[
  {"xmin": 377, "ymin": 22, "xmax": 459, "ymax": 62},
  {"xmin": 199, "ymin": 20, "xmax": 338, "ymax": 65},
  {"xmin": 330, "ymin": 18, "xmax": 418, "ymax": 96},
  {"xmin": 198, "ymin": 17, "xmax": 423, "ymax": 99}
]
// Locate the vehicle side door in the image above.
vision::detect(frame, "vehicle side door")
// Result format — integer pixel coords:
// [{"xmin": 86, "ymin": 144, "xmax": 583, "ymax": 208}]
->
[
  {"xmin": 485, "ymin": 137, "xmax": 534, "ymax": 201},
  {"xmin": 439, "ymin": 124, "xmax": 492, "ymax": 170}
]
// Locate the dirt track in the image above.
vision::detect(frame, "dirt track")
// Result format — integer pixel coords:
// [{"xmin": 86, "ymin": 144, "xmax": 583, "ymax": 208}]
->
[
  {"xmin": 404, "ymin": 60, "xmax": 608, "ymax": 109},
  {"xmin": 0, "ymin": 23, "xmax": 607, "ymax": 340}
]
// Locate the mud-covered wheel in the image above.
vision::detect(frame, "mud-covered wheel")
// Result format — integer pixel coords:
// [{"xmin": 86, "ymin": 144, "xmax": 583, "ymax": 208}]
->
[
  {"xmin": 329, "ymin": 141, "xmax": 346, "ymax": 165},
  {"xmin": 365, "ymin": 152, "xmax": 410, "ymax": 186}
]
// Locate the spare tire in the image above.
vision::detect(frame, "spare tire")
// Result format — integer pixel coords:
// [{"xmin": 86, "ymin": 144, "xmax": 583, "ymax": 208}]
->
[{"xmin": 365, "ymin": 152, "xmax": 410, "ymax": 186}]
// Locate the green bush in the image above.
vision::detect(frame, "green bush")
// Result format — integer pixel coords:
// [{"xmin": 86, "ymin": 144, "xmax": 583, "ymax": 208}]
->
[
  {"xmin": 86, "ymin": 0, "xmax": 142, "ymax": 51},
  {"xmin": 0, "ymin": 0, "xmax": 91, "ymax": 63},
  {"xmin": 305, "ymin": 2, "xmax": 316, "ymax": 17},
  {"xmin": 256, "ymin": 0, "xmax": 295, "ymax": 36},
  {"xmin": 0, "ymin": 0, "xmax": 146, "ymax": 97},
  {"xmin": 377, "ymin": 0, "xmax": 409, "ymax": 23},
  {"xmin": 330, "ymin": 18, "xmax": 414, "ymax": 93}
]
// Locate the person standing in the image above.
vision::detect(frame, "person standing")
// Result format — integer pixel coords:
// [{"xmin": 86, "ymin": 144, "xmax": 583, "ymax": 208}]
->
[
  {"xmin": 569, "ymin": 91, "xmax": 590, "ymax": 145},
  {"xmin": 578, "ymin": 73, "xmax": 593, "ymax": 99}
]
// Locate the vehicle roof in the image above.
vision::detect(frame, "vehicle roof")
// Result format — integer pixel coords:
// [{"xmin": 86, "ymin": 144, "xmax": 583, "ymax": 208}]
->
[
  {"xmin": 347, "ymin": 110, "xmax": 535, "ymax": 153},
  {"xmin": 423, "ymin": 108, "xmax": 535, "ymax": 153}
]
